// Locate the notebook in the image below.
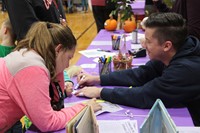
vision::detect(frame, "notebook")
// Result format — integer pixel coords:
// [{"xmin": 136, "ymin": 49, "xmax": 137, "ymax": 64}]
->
[{"xmin": 66, "ymin": 105, "xmax": 98, "ymax": 133}]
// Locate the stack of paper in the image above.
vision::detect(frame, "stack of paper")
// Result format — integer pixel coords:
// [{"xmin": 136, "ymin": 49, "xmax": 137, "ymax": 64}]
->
[{"xmin": 98, "ymin": 119, "xmax": 138, "ymax": 133}]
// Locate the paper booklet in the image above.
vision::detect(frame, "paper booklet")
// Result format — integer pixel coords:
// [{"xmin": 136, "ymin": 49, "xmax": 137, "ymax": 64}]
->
[
  {"xmin": 66, "ymin": 105, "xmax": 98, "ymax": 133},
  {"xmin": 140, "ymin": 99, "xmax": 178, "ymax": 133}
]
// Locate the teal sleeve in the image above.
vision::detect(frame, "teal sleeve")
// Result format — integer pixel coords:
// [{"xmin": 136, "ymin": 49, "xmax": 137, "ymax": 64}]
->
[{"xmin": 63, "ymin": 70, "xmax": 71, "ymax": 82}]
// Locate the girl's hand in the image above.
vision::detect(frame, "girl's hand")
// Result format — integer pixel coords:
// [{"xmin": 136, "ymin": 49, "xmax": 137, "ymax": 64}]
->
[
  {"xmin": 85, "ymin": 98, "xmax": 102, "ymax": 112},
  {"xmin": 65, "ymin": 81, "xmax": 73, "ymax": 96}
]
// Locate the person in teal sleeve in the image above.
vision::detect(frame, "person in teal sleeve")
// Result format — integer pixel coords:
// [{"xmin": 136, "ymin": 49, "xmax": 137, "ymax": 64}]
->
[
  {"xmin": 0, "ymin": 18, "xmax": 16, "ymax": 57},
  {"xmin": 64, "ymin": 70, "xmax": 74, "ymax": 97},
  {"xmin": 64, "ymin": 65, "xmax": 83, "ymax": 97}
]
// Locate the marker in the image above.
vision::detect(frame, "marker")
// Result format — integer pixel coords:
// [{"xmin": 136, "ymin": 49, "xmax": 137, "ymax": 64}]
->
[
  {"xmin": 97, "ymin": 49, "xmax": 111, "ymax": 52},
  {"xmin": 74, "ymin": 75, "xmax": 86, "ymax": 90}
]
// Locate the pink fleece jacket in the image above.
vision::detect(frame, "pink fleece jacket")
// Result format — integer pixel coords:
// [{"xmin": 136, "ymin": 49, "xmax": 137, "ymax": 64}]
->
[{"xmin": 0, "ymin": 49, "xmax": 85, "ymax": 132}]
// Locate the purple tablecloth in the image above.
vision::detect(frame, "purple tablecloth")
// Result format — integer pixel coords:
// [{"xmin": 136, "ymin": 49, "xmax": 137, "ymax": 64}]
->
[
  {"xmin": 72, "ymin": 29, "xmax": 194, "ymax": 127},
  {"xmin": 26, "ymin": 29, "xmax": 194, "ymax": 133},
  {"xmin": 131, "ymin": 0, "xmax": 145, "ymax": 15}
]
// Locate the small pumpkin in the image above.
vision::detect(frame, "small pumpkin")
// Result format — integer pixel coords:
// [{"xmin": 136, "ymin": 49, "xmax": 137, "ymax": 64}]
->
[
  {"xmin": 104, "ymin": 17, "xmax": 117, "ymax": 31},
  {"xmin": 123, "ymin": 18, "xmax": 136, "ymax": 33}
]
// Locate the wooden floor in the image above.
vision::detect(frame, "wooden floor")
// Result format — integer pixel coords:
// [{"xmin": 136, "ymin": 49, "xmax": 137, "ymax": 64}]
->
[{"xmin": 0, "ymin": 8, "xmax": 97, "ymax": 66}]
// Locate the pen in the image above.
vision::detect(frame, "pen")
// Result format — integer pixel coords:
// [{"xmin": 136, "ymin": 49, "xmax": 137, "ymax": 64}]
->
[
  {"xmin": 97, "ymin": 49, "xmax": 111, "ymax": 52},
  {"xmin": 74, "ymin": 75, "xmax": 86, "ymax": 90}
]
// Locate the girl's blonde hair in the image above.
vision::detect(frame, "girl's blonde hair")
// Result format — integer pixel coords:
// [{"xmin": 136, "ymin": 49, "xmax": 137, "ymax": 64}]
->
[
  {"xmin": 15, "ymin": 22, "xmax": 76, "ymax": 81},
  {"xmin": 3, "ymin": 18, "xmax": 16, "ymax": 42}
]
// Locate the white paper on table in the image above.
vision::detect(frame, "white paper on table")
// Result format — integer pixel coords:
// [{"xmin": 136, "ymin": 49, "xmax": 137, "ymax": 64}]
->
[
  {"xmin": 93, "ymin": 58, "xmax": 99, "ymax": 63},
  {"xmin": 95, "ymin": 101, "xmax": 123, "ymax": 116},
  {"xmin": 80, "ymin": 63, "xmax": 96, "ymax": 68},
  {"xmin": 64, "ymin": 100, "xmax": 123, "ymax": 116},
  {"xmin": 131, "ymin": 44, "xmax": 142, "ymax": 49},
  {"xmin": 98, "ymin": 119, "xmax": 138, "ymax": 133},
  {"xmin": 126, "ymin": 33, "xmax": 145, "ymax": 43},
  {"xmin": 90, "ymin": 41, "xmax": 112, "ymax": 46},
  {"xmin": 126, "ymin": 33, "xmax": 133, "ymax": 41},
  {"xmin": 79, "ymin": 49, "xmax": 101, "ymax": 58},
  {"xmin": 79, "ymin": 49, "xmax": 116, "ymax": 58},
  {"xmin": 177, "ymin": 127, "xmax": 200, "ymax": 133}
]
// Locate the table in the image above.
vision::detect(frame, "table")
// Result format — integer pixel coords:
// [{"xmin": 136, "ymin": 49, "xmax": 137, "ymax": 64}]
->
[
  {"xmin": 27, "ymin": 29, "xmax": 194, "ymax": 133},
  {"xmin": 72, "ymin": 29, "xmax": 194, "ymax": 125},
  {"xmin": 63, "ymin": 29, "xmax": 194, "ymax": 131}
]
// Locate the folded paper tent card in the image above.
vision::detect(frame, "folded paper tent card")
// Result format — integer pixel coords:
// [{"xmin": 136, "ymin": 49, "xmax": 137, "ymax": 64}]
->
[{"xmin": 140, "ymin": 99, "xmax": 177, "ymax": 133}]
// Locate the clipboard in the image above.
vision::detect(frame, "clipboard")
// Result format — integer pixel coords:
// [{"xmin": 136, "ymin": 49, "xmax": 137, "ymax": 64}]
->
[{"xmin": 140, "ymin": 99, "xmax": 178, "ymax": 133}]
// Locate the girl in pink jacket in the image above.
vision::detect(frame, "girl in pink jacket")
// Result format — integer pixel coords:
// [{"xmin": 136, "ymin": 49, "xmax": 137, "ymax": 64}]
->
[{"xmin": 0, "ymin": 22, "xmax": 101, "ymax": 132}]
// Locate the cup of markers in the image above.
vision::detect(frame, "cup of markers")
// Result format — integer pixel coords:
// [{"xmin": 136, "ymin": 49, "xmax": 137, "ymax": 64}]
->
[
  {"xmin": 113, "ymin": 53, "xmax": 133, "ymax": 71},
  {"xmin": 111, "ymin": 35, "xmax": 121, "ymax": 50},
  {"xmin": 98, "ymin": 56, "xmax": 112, "ymax": 75}
]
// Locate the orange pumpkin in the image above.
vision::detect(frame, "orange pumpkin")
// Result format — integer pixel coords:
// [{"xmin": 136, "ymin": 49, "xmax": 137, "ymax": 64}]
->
[
  {"xmin": 123, "ymin": 19, "xmax": 136, "ymax": 33},
  {"xmin": 104, "ymin": 18, "xmax": 117, "ymax": 31}
]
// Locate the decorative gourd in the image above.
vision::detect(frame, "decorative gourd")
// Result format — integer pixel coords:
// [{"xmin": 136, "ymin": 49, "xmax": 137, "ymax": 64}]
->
[
  {"xmin": 123, "ymin": 18, "xmax": 136, "ymax": 33},
  {"xmin": 104, "ymin": 17, "xmax": 117, "ymax": 31}
]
